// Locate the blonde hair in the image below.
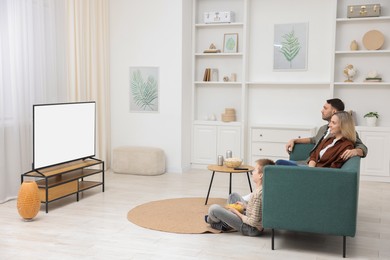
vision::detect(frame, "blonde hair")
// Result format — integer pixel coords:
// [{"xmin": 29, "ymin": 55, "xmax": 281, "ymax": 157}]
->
[{"xmin": 333, "ymin": 111, "xmax": 356, "ymax": 143}]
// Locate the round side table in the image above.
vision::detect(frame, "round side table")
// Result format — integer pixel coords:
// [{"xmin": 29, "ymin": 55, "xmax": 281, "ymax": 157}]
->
[{"xmin": 205, "ymin": 164, "xmax": 254, "ymax": 205}]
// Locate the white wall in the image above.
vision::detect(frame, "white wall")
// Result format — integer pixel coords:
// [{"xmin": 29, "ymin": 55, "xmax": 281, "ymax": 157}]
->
[
  {"xmin": 247, "ymin": 0, "xmax": 335, "ymax": 127},
  {"xmin": 110, "ymin": 0, "xmax": 190, "ymax": 172}
]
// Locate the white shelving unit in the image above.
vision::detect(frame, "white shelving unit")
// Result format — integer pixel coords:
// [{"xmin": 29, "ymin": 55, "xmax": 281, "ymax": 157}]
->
[
  {"xmin": 334, "ymin": 0, "xmax": 390, "ymax": 181},
  {"xmin": 191, "ymin": 0, "xmax": 248, "ymax": 167},
  {"xmin": 333, "ymin": 0, "xmax": 390, "ymax": 94},
  {"xmin": 191, "ymin": 0, "xmax": 390, "ymax": 180}
]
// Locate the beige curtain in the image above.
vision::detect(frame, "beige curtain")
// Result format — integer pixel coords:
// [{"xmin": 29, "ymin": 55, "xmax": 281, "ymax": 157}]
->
[{"xmin": 66, "ymin": 0, "xmax": 111, "ymax": 168}]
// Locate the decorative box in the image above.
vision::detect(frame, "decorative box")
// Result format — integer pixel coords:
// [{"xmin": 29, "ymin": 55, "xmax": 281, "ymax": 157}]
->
[
  {"xmin": 203, "ymin": 11, "xmax": 235, "ymax": 24},
  {"xmin": 347, "ymin": 4, "xmax": 381, "ymax": 18}
]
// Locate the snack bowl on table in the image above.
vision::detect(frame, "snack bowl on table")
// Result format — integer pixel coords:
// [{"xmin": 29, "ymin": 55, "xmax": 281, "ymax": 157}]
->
[{"xmin": 224, "ymin": 158, "xmax": 242, "ymax": 168}]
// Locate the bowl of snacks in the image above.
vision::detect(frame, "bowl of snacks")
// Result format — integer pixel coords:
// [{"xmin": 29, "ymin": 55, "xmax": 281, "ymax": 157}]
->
[{"xmin": 224, "ymin": 157, "xmax": 242, "ymax": 168}]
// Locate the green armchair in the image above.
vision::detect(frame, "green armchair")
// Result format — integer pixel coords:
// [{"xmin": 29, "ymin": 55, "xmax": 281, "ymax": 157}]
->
[{"xmin": 262, "ymin": 143, "xmax": 361, "ymax": 258}]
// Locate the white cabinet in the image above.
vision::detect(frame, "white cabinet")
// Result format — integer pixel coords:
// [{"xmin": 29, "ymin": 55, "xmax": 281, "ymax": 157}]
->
[
  {"xmin": 192, "ymin": 124, "xmax": 217, "ymax": 165},
  {"xmin": 250, "ymin": 125, "xmax": 316, "ymax": 164},
  {"xmin": 217, "ymin": 126, "xmax": 241, "ymax": 158},
  {"xmin": 357, "ymin": 126, "xmax": 390, "ymax": 181},
  {"xmin": 192, "ymin": 123, "xmax": 241, "ymax": 167}
]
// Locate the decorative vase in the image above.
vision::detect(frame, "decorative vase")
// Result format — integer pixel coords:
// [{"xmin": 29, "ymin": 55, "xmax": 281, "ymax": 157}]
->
[
  {"xmin": 350, "ymin": 40, "xmax": 358, "ymax": 51},
  {"xmin": 366, "ymin": 117, "xmax": 377, "ymax": 127},
  {"xmin": 17, "ymin": 181, "xmax": 41, "ymax": 221}
]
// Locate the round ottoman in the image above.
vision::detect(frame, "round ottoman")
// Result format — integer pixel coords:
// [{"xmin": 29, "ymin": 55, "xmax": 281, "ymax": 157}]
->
[{"xmin": 112, "ymin": 146, "xmax": 166, "ymax": 175}]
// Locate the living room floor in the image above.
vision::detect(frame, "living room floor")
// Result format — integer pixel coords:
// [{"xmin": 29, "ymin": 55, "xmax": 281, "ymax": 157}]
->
[{"xmin": 1, "ymin": 169, "xmax": 390, "ymax": 259}]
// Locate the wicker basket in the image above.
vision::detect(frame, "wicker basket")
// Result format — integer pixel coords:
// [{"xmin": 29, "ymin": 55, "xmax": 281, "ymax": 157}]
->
[{"xmin": 224, "ymin": 158, "xmax": 242, "ymax": 168}]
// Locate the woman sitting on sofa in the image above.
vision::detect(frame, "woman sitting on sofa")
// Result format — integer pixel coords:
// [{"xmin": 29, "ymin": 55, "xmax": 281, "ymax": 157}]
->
[{"xmin": 277, "ymin": 111, "xmax": 356, "ymax": 168}]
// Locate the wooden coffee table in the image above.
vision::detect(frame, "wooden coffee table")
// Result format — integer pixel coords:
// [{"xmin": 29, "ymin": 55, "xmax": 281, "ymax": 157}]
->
[{"xmin": 205, "ymin": 164, "xmax": 254, "ymax": 205}]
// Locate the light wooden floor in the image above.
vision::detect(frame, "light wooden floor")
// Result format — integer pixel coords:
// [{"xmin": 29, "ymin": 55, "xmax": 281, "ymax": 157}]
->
[{"xmin": 1, "ymin": 169, "xmax": 390, "ymax": 259}]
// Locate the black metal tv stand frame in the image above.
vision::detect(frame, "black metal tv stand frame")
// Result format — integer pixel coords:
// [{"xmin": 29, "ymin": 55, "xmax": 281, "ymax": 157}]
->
[{"xmin": 21, "ymin": 158, "xmax": 104, "ymax": 213}]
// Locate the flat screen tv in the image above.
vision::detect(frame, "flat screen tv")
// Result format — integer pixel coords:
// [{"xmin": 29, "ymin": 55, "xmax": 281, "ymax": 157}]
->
[{"xmin": 33, "ymin": 101, "xmax": 96, "ymax": 170}]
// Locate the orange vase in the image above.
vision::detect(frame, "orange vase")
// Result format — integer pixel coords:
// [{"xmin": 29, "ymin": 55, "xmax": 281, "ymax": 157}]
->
[{"xmin": 17, "ymin": 181, "xmax": 41, "ymax": 220}]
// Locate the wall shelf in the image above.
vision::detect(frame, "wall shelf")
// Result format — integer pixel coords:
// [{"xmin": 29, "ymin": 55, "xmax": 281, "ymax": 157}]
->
[
  {"xmin": 334, "ymin": 82, "xmax": 390, "ymax": 86},
  {"xmin": 247, "ymin": 82, "xmax": 330, "ymax": 85},
  {"xmin": 195, "ymin": 53, "xmax": 243, "ymax": 57},
  {"xmin": 195, "ymin": 22, "xmax": 244, "ymax": 28},
  {"xmin": 194, "ymin": 81, "xmax": 242, "ymax": 85},
  {"xmin": 336, "ymin": 16, "xmax": 390, "ymax": 22},
  {"xmin": 335, "ymin": 50, "xmax": 390, "ymax": 54}
]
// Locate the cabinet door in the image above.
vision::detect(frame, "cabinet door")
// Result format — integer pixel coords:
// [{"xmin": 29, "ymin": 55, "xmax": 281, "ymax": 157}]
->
[
  {"xmin": 192, "ymin": 125, "xmax": 217, "ymax": 164},
  {"xmin": 217, "ymin": 126, "xmax": 241, "ymax": 159},
  {"xmin": 359, "ymin": 131, "xmax": 390, "ymax": 177}
]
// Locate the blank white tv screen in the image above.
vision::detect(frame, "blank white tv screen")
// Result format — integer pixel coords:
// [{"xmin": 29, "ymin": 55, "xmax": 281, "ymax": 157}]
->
[{"xmin": 33, "ymin": 102, "xmax": 96, "ymax": 170}]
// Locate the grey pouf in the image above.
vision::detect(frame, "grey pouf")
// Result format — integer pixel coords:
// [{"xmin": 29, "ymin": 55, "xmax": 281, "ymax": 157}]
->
[{"xmin": 112, "ymin": 146, "xmax": 166, "ymax": 175}]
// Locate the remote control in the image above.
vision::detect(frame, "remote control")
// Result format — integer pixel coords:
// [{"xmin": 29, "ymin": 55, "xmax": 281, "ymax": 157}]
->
[{"xmin": 234, "ymin": 167, "xmax": 248, "ymax": 170}]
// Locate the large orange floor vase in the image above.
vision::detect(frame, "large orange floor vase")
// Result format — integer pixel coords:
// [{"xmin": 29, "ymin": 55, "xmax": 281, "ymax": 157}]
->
[{"xmin": 17, "ymin": 181, "xmax": 41, "ymax": 221}]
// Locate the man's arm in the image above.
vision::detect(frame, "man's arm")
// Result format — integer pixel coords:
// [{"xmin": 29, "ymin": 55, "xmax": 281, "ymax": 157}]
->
[
  {"xmin": 341, "ymin": 132, "xmax": 368, "ymax": 160},
  {"xmin": 285, "ymin": 125, "xmax": 328, "ymax": 153},
  {"xmin": 285, "ymin": 137, "xmax": 311, "ymax": 153},
  {"xmin": 354, "ymin": 132, "xmax": 368, "ymax": 157}
]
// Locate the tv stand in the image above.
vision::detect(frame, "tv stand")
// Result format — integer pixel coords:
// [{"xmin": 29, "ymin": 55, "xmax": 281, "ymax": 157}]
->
[{"xmin": 22, "ymin": 158, "xmax": 104, "ymax": 213}]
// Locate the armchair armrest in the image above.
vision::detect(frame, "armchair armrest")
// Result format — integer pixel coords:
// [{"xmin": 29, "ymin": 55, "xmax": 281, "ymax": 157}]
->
[
  {"xmin": 262, "ymin": 164, "xmax": 359, "ymax": 237},
  {"xmin": 289, "ymin": 143, "xmax": 314, "ymax": 161}
]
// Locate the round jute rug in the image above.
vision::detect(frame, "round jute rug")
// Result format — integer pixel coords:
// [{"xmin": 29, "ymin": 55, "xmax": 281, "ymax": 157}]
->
[{"xmin": 127, "ymin": 197, "xmax": 226, "ymax": 234}]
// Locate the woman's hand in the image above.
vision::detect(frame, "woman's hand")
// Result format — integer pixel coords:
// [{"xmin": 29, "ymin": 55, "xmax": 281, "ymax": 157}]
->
[{"xmin": 308, "ymin": 160, "xmax": 316, "ymax": 167}]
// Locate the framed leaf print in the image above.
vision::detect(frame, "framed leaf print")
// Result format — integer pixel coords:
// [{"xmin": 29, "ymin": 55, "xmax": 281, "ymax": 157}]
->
[
  {"xmin": 129, "ymin": 67, "xmax": 159, "ymax": 112},
  {"xmin": 273, "ymin": 23, "xmax": 308, "ymax": 70},
  {"xmin": 223, "ymin": 33, "xmax": 238, "ymax": 53}
]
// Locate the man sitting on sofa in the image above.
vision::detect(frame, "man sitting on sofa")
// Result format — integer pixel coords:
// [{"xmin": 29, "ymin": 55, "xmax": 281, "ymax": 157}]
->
[{"xmin": 285, "ymin": 98, "xmax": 367, "ymax": 162}]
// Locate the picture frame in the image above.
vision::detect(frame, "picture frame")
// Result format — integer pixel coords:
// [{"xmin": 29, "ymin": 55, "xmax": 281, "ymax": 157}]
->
[
  {"xmin": 223, "ymin": 33, "xmax": 238, "ymax": 53},
  {"xmin": 129, "ymin": 67, "xmax": 159, "ymax": 112},
  {"xmin": 273, "ymin": 23, "xmax": 308, "ymax": 70}
]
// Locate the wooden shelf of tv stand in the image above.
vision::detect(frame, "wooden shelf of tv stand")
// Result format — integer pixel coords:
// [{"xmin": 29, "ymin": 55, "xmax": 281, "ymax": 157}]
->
[{"xmin": 22, "ymin": 158, "xmax": 104, "ymax": 213}]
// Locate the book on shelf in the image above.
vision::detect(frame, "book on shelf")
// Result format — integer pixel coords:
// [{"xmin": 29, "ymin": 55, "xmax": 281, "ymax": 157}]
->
[
  {"xmin": 203, "ymin": 68, "xmax": 211, "ymax": 81},
  {"xmin": 202, "ymin": 68, "xmax": 219, "ymax": 82},
  {"xmin": 203, "ymin": 68, "xmax": 210, "ymax": 81},
  {"xmin": 364, "ymin": 77, "xmax": 382, "ymax": 82}
]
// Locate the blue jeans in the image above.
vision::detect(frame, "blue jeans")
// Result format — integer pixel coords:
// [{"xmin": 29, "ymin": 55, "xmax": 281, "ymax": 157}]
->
[
  {"xmin": 207, "ymin": 204, "xmax": 263, "ymax": 236},
  {"xmin": 227, "ymin": 192, "xmax": 246, "ymax": 204},
  {"xmin": 275, "ymin": 159, "xmax": 298, "ymax": 166}
]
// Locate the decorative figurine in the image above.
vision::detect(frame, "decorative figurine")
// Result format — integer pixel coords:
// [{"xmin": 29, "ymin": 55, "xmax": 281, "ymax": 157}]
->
[
  {"xmin": 203, "ymin": 43, "xmax": 221, "ymax": 53},
  {"xmin": 343, "ymin": 64, "xmax": 357, "ymax": 82}
]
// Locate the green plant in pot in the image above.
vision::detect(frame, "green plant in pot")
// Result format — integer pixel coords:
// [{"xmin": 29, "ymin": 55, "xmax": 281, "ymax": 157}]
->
[{"xmin": 364, "ymin": 112, "xmax": 379, "ymax": 127}]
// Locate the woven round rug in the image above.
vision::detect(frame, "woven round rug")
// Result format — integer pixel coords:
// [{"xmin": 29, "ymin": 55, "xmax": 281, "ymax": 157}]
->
[{"xmin": 127, "ymin": 197, "xmax": 226, "ymax": 234}]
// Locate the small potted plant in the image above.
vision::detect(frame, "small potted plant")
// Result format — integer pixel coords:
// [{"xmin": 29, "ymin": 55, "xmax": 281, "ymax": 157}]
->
[{"xmin": 364, "ymin": 112, "xmax": 379, "ymax": 127}]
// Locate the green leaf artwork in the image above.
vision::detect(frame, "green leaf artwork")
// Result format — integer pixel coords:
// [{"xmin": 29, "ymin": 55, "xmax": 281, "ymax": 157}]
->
[
  {"xmin": 225, "ymin": 37, "xmax": 236, "ymax": 51},
  {"xmin": 130, "ymin": 68, "xmax": 158, "ymax": 112},
  {"xmin": 280, "ymin": 30, "xmax": 301, "ymax": 68},
  {"xmin": 274, "ymin": 23, "xmax": 307, "ymax": 70}
]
